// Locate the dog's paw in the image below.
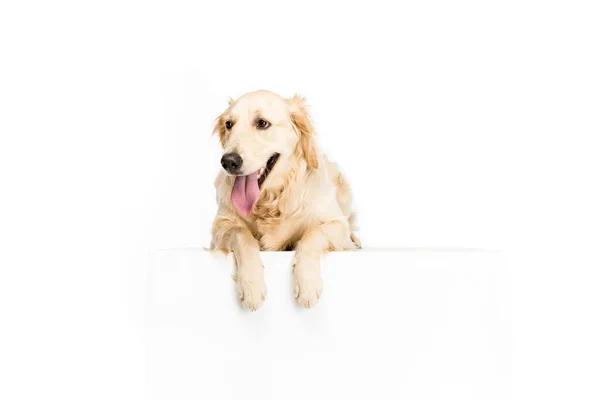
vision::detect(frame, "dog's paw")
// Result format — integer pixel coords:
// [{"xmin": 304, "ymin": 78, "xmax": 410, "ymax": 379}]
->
[
  {"xmin": 235, "ymin": 266, "xmax": 266, "ymax": 311},
  {"xmin": 350, "ymin": 233, "xmax": 362, "ymax": 249},
  {"xmin": 293, "ymin": 258, "xmax": 323, "ymax": 308}
]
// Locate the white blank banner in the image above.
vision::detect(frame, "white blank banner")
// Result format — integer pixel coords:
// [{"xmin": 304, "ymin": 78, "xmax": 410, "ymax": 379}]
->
[{"xmin": 148, "ymin": 249, "xmax": 509, "ymax": 400}]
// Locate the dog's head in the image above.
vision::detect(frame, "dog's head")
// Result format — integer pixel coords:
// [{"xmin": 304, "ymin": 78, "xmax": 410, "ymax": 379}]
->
[{"xmin": 213, "ymin": 90, "xmax": 318, "ymax": 216}]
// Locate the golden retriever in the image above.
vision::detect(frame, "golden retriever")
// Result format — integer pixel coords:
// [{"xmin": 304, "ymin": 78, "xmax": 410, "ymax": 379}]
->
[{"xmin": 209, "ymin": 90, "xmax": 360, "ymax": 311}]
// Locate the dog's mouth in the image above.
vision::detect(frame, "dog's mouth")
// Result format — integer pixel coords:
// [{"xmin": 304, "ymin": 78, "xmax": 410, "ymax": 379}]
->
[
  {"xmin": 231, "ymin": 153, "xmax": 279, "ymax": 217},
  {"xmin": 257, "ymin": 153, "xmax": 280, "ymax": 188}
]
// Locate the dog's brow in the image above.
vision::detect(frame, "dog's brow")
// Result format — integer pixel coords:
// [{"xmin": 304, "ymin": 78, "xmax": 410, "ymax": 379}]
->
[{"xmin": 253, "ymin": 112, "xmax": 268, "ymax": 122}]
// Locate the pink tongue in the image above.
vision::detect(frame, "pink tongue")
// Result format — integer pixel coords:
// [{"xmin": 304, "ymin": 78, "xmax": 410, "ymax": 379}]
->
[{"xmin": 231, "ymin": 172, "xmax": 260, "ymax": 216}]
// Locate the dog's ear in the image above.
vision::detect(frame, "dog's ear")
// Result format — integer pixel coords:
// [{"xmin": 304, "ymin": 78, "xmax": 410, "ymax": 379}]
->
[
  {"xmin": 212, "ymin": 98, "xmax": 235, "ymax": 146},
  {"xmin": 288, "ymin": 94, "xmax": 319, "ymax": 169},
  {"xmin": 212, "ymin": 112, "xmax": 227, "ymax": 147}
]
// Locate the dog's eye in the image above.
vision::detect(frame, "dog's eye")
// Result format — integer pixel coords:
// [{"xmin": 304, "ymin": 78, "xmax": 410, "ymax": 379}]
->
[
  {"xmin": 257, "ymin": 119, "xmax": 270, "ymax": 129},
  {"xmin": 225, "ymin": 121, "xmax": 233, "ymax": 130}
]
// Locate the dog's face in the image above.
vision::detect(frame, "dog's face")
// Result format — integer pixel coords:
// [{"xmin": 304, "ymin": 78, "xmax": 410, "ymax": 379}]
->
[{"xmin": 214, "ymin": 90, "xmax": 318, "ymax": 216}]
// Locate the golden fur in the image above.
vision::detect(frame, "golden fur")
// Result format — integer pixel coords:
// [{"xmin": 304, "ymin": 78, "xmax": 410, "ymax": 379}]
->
[{"xmin": 210, "ymin": 90, "xmax": 360, "ymax": 310}]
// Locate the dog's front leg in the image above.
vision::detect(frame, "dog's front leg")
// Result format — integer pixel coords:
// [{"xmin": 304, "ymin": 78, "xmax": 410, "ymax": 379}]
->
[
  {"xmin": 293, "ymin": 218, "xmax": 349, "ymax": 308},
  {"xmin": 231, "ymin": 228, "xmax": 266, "ymax": 311},
  {"xmin": 213, "ymin": 221, "xmax": 266, "ymax": 311}
]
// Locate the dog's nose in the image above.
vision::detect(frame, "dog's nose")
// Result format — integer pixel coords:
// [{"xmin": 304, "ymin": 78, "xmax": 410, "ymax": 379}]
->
[{"xmin": 221, "ymin": 153, "xmax": 243, "ymax": 173}]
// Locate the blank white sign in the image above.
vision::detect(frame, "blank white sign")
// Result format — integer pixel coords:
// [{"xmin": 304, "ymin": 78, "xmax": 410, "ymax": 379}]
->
[{"xmin": 147, "ymin": 249, "xmax": 509, "ymax": 400}]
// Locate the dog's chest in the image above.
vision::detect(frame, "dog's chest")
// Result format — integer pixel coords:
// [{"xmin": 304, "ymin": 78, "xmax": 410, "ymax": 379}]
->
[
  {"xmin": 251, "ymin": 193, "xmax": 309, "ymax": 251},
  {"xmin": 252, "ymin": 212, "xmax": 302, "ymax": 251}
]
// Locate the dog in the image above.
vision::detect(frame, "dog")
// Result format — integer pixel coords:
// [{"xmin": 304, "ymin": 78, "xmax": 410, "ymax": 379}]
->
[{"xmin": 209, "ymin": 90, "xmax": 360, "ymax": 311}]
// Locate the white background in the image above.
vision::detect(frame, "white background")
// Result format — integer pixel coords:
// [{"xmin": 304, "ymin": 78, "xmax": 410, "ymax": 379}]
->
[{"xmin": 1, "ymin": 0, "xmax": 599, "ymax": 399}]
